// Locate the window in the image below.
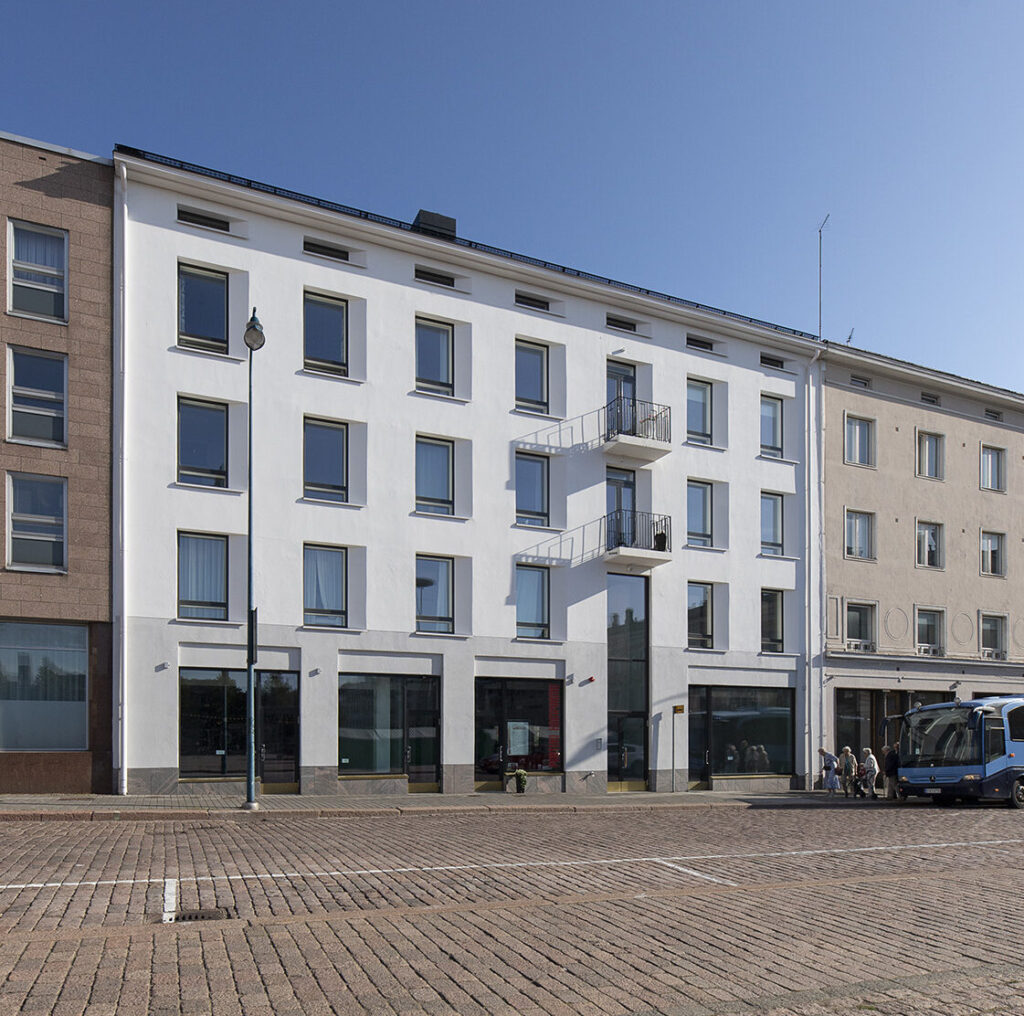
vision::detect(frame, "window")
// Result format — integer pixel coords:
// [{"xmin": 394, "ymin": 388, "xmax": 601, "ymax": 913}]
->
[
  {"xmin": 515, "ymin": 453, "xmax": 549, "ymax": 527},
  {"xmin": 177, "ymin": 207, "xmax": 229, "ymax": 232},
  {"xmin": 9, "ymin": 348, "xmax": 66, "ymax": 444},
  {"xmin": 0, "ymin": 622, "xmax": 87, "ymax": 750},
  {"xmin": 415, "ymin": 266, "xmax": 455, "ymax": 288},
  {"xmin": 516, "ymin": 565, "xmax": 549, "ymax": 639},
  {"xmin": 984, "ymin": 408, "xmax": 1003, "ymax": 422},
  {"xmin": 917, "ymin": 432, "xmax": 943, "ymax": 479},
  {"xmin": 178, "ymin": 265, "xmax": 228, "ymax": 353},
  {"xmin": 475, "ymin": 677, "xmax": 562, "ymax": 775},
  {"xmin": 845, "ymin": 510, "xmax": 874, "ymax": 559},
  {"xmin": 177, "ymin": 533, "xmax": 227, "ymax": 620},
  {"xmin": 844, "ymin": 416, "xmax": 874, "ymax": 466},
  {"xmin": 515, "ymin": 340, "xmax": 548, "ymax": 413},
  {"xmin": 687, "ymin": 481, "xmax": 712, "ymax": 547},
  {"xmin": 303, "ymin": 545, "xmax": 347, "ymax": 627},
  {"xmin": 177, "ymin": 398, "xmax": 228, "ymax": 487},
  {"xmin": 981, "ymin": 531, "xmax": 1006, "ymax": 576},
  {"xmin": 9, "ymin": 221, "xmax": 66, "ymax": 320},
  {"xmin": 415, "ymin": 437, "xmax": 454, "ymax": 515},
  {"xmin": 760, "ymin": 493, "xmax": 783, "ymax": 556},
  {"xmin": 920, "ymin": 392, "xmax": 940, "ymax": 406},
  {"xmin": 687, "ymin": 336, "xmax": 714, "ymax": 352},
  {"xmin": 850, "ymin": 375, "xmax": 871, "ymax": 389},
  {"xmin": 761, "ymin": 589, "xmax": 783, "ymax": 653},
  {"xmin": 760, "ymin": 396, "xmax": 782, "ymax": 457},
  {"xmin": 686, "ymin": 380, "xmax": 712, "ymax": 444},
  {"xmin": 981, "ymin": 614, "xmax": 1005, "ymax": 657},
  {"xmin": 303, "ymin": 238, "xmax": 349, "ymax": 262},
  {"xmin": 981, "ymin": 446, "xmax": 1005, "ymax": 492},
  {"xmin": 416, "ymin": 555, "xmax": 453, "ymax": 633},
  {"xmin": 1008, "ymin": 706, "xmax": 1024, "ymax": 742},
  {"xmin": 916, "ymin": 521, "xmax": 942, "ymax": 568},
  {"xmin": 8, "ymin": 473, "xmax": 65, "ymax": 569},
  {"xmin": 179, "ymin": 668, "xmax": 246, "ymax": 777},
  {"xmin": 916, "ymin": 609, "xmax": 943, "ymax": 654},
  {"xmin": 415, "ymin": 318, "xmax": 453, "ymax": 396},
  {"xmin": 689, "ymin": 685, "xmax": 795, "ymax": 775},
  {"xmin": 846, "ymin": 603, "xmax": 875, "ymax": 649},
  {"xmin": 303, "ymin": 419, "xmax": 348, "ymax": 502},
  {"xmin": 760, "ymin": 353, "xmax": 785, "ymax": 370},
  {"xmin": 304, "ymin": 293, "xmax": 348, "ymax": 375},
  {"xmin": 515, "ymin": 291, "xmax": 549, "ymax": 312},
  {"xmin": 606, "ymin": 314, "xmax": 637, "ymax": 333},
  {"xmin": 687, "ymin": 582, "xmax": 713, "ymax": 648}
]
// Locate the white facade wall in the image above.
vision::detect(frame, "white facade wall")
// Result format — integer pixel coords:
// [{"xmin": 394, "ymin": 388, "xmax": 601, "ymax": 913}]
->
[{"xmin": 115, "ymin": 152, "xmax": 824, "ymax": 794}]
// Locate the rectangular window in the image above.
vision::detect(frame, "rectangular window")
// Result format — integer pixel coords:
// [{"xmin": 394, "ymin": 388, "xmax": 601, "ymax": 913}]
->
[
  {"xmin": 691, "ymin": 685, "xmax": 795, "ymax": 776},
  {"xmin": 8, "ymin": 473, "xmax": 65, "ymax": 569},
  {"xmin": 303, "ymin": 419, "xmax": 348, "ymax": 502},
  {"xmin": 917, "ymin": 432, "xmax": 944, "ymax": 479},
  {"xmin": 845, "ymin": 510, "xmax": 874, "ymax": 559},
  {"xmin": 916, "ymin": 521, "xmax": 942, "ymax": 568},
  {"xmin": 177, "ymin": 207, "xmax": 230, "ymax": 232},
  {"xmin": 850, "ymin": 375, "xmax": 871, "ymax": 389},
  {"xmin": 177, "ymin": 533, "xmax": 227, "ymax": 620},
  {"xmin": 303, "ymin": 238, "xmax": 349, "ymax": 262},
  {"xmin": 981, "ymin": 531, "xmax": 1006, "ymax": 576},
  {"xmin": 846, "ymin": 603, "xmax": 875, "ymax": 648},
  {"xmin": 515, "ymin": 340, "xmax": 549, "ymax": 413},
  {"xmin": 761, "ymin": 589, "xmax": 783, "ymax": 653},
  {"xmin": 920, "ymin": 392, "xmax": 940, "ymax": 406},
  {"xmin": 177, "ymin": 398, "xmax": 228, "ymax": 487},
  {"xmin": 515, "ymin": 291, "xmax": 549, "ymax": 312},
  {"xmin": 415, "ymin": 266, "xmax": 455, "ymax": 288},
  {"xmin": 760, "ymin": 353, "xmax": 785, "ymax": 370},
  {"xmin": 178, "ymin": 264, "xmax": 228, "ymax": 353},
  {"xmin": 416, "ymin": 555, "xmax": 453, "ymax": 633},
  {"xmin": 760, "ymin": 493, "xmax": 783, "ymax": 556},
  {"xmin": 687, "ymin": 481, "xmax": 712, "ymax": 547},
  {"xmin": 475, "ymin": 677, "xmax": 562, "ymax": 775},
  {"xmin": 606, "ymin": 314, "xmax": 637, "ymax": 333},
  {"xmin": 917, "ymin": 609, "xmax": 943, "ymax": 653},
  {"xmin": 516, "ymin": 565, "xmax": 550, "ymax": 639},
  {"xmin": 9, "ymin": 348, "xmax": 66, "ymax": 444},
  {"xmin": 845, "ymin": 416, "xmax": 874, "ymax": 466},
  {"xmin": 981, "ymin": 615, "xmax": 1006, "ymax": 656},
  {"xmin": 9, "ymin": 221, "xmax": 67, "ymax": 320},
  {"xmin": 415, "ymin": 318, "xmax": 453, "ymax": 396},
  {"xmin": 760, "ymin": 396, "xmax": 782, "ymax": 458},
  {"xmin": 303, "ymin": 292, "xmax": 348, "ymax": 375},
  {"xmin": 515, "ymin": 453, "xmax": 549, "ymax": 527},
  {"xmin": 687, "ymin": 336, "xmax": 714, "ymax": 352},
  {"xmin": 415, "ymin": 437, "xmax": 454, "ymax": 515},
  {"xmin": 303, "ymin": 545, "xmax": 347, "ymax": 627},
  {"xmin": 687, "ymin": 583, "xmax": 713, "ymax": 648},
  {"xmin": 981, "ymin": 446, "xmax": 1005, "ymax": 491},
  {"xmin": 984, "ymin": 408, "xmax": 1003, "ymax": 422},
  {"xmin": 686, "ymin": 380, "xmax": 712, "ymax": 444},
  {"xmin": 0, "ymin": 622, "xmax": 88, "ymax": 750}
]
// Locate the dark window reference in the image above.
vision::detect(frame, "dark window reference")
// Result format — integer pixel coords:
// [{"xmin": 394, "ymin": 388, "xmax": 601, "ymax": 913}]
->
[
  {"xmin": 303, "ymin": 238, "xmax": 349, "ymax": 261},
  {"xmin": 688, "ymin": 582, "xmax": 712, "ymax": 648},
  {"xmin": 9, "ymin": 474, "xmax": 65, "ymax": 568},
  {"xmin": 303, "ymin": 419, "xmax": 348, "ymax": 502},
  {"xmin": 760, "ymin": 353, "xmax": 785, "ymax": 370},
  {"xmin": 515, "ymin": 453, "xmax": 549, "ymax": 527},
  {"xmin": 416, "ymin": 555, "xmax": 454, "ymax": 633},
  {"xmin": 304, "ymin": 292, "xmax": 348, "ymax": 375},
  {"xmin": 178, "ymin": 265, "xmax": 228, "ymax": 353},
  {"xmin": 415, "ymin": 267, "xmax": 455, "ymax": 288},
  {"xmin": 515, "ymin": 340, "xmax": 549, "ymax": 413},
  {"xmin": 177, "ymin": 207, "xmax": 230, "ymax": 232},
  {"xmin": 515, "ymin": 292, "xmax": 550, "ymax": 312},
  {"xmin": 178, "ymin": 398, "xmax": 228, "ymax": 487},
  {"xmin": 761, "ymin": 589, "xmax": 784, "ymax": 653},
  {"xmin": 606, "ymin": 314, "xmax": 637, "ymax": 332},
  {"xmin": 475, "ymin": 677, "xmax": 563, "ymax": 777},
  {"xmin": 415, "ymin": 437, "xmax": 454, "ymax": 515},
  {"xmin": 415, "ymin": 319, "xmax": 454, "ymax": 396},
  {"xmin": 10, "ymin": 349, "xmax": 65, "ymax": 444},
  {"xmin": 516, "ymin": 565, "xmax": 550, "ymax": 639}
]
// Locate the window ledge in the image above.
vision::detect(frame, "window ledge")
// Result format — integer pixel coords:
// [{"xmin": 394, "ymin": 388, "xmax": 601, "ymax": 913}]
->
[
  {"xmin": 171, "ymin": 482, "xmax": 244, "ymax": 496},
  {"xmin": 299, "ymin": 497, "xmax": 363, "ymax": 509},
  {"xmin": 685, "ymin": 440, "xmax": 727, "ymax": 452},
  {"xmin": 843, "ymin": 460, "xmax": 877, "ymax": 470},
  {"xmin": 756, "ymin": 454, "xmax": 799, "ymax": 466},
  {"xmin": 5, "ymin": 564, "xmax": 67, "ymax": 575},
  {"xmin": 511, "ymin": 408, "xmax": 562, "ymax": 422},
  {"xmin": 915, "ymin": 473, "xmax": 945, "ymax": 483},
  {"xmin": 843, "ymin": 554, "xmax": 877, "ymax": 563},
  {"xmin": 686, "ymin": 543, "xmax": 727, "ymax": 553},
  {"xmin": 686, "ymin": 344, "xmax": 728, "ymax": 360},
  {"xmin": 300, "ymin": 625, "xmax": 364, "ymax": 633},
  {"xmin": 513, "ymin": 637, "xmax": 565, "ymax": 645},
  {"xmin": 980, "ymin": 487, "xmax": 1007, "ymax": 495},
  {"xmin": 758, "ymin": 652, "xmax": 798, "ymax": 659},
  {"xmin": 411, "ymin": 510, "xmax": 471, "ymax": 522},
  {"xmin": 6, "ymin": 437, "xmax": 67, "ymax": 451},
  {"xmin": 412, "ymin": 631, "xmax": 470, "ymax": 640},
  {"xmin": 513, "ymin": 523, "xmax": 563, "ymax": 534},
  {"xmin": 981, "ymin": 572, "xmax": 1007, "ymax": 580},
  {"xmin": 410, "ymin": 389, "xmax": 470, "ymax": 405},
  {"xmin": 6, "ymin": 309, "xmax": 68, "ymax": 327},
  {"xmin": 170, "ymin": 618, "xmax": 242, "ymax": 628},
  {"xmin": 757, "ymin": 553, "xmax": 799, "ymax": 562},
  {"xmin": 298, "ymin": 368, "xmax": 364, "ymax": 385},
  {"xmin": 686, "ymin": 647, "xmax": 725, "ymax": 655},
  {"xmin": 914, "ymin": 563, "xmax": 945, "ymax": 572},
  {"xmin": 171, "ymin": 344, "xmax": 245, "ymax": 363}
]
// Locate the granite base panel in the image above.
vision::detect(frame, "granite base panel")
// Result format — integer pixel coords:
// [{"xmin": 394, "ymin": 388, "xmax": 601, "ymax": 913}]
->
[
  {"xmin": 649, "ymin": 768, "xmax": 688, "ymax": 793},
  {"xmin": 126, "ymin": 768, "xmax": 179, "ymax": 795},
  {"xmin": 706, "ymin": 774, "xmax": 802, "ymax": 793},
  {"xmin": 564, "ymin": 770, "xmax": 608, "ymax": 794},
  {"xmin": 442, "ymin": 764, "xmax": 475, "ymax": 794},
  {"xmin": 334, "ymin": 777, "xmax": 410, "ymax": 796},
  {"xmin": 300, "ymin": 766, "xmax": 338, "ymax": 795},
  {"xmin": 502, "ymin": 772, "xmax": 563, "ymax": 794}
]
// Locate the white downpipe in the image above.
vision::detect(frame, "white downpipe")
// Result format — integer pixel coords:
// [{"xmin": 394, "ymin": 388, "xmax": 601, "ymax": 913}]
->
[
  {"xmin": 115, "ymin": 162, "xmax": 128, "ymax": 795},
  {"xmin": 804, "ymin": 346, "xmax": 824, "ymax": 788}
]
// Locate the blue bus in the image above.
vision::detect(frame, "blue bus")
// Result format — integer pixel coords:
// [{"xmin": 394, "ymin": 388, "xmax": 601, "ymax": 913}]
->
[{"xmin": 898, "ymin": 696, "xmax": 1024, "ymax": 807}]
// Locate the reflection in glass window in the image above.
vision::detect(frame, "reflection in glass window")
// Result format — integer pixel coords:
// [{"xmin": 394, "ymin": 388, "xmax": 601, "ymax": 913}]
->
[
  {"xmin": 690, "ymin": 684, "xmax": 795, "ymax": 775},
  {"xmin": 9, "ymin": 473, "xmax": 65, "ymax": 568},
  {"xmin": 179, "ymin": 668, "xmax": 246, "ymax": 776},
  {"xmin": 845, "ymin": 510, "xmax": 873, "ymax": 559},
  {"xmin": 917, "ymin": 609, "xmax": 942, "ymax": 650},
  {"xmin": 178, "ymin": 533, "xmax": 227, "ymax": 619},
  {"xmin": 687, "ymin": 481, "xmax": 712, "ymax": 546},
  {"xmin": 304, "ymin": 419, "xmax": 348, "ymax": 502},
  {"xmin": 917, "ymin": 432, "xmax": 943, "ymax": 479},
  {"xmin": 760, "ymin": 396, "xmax": 782, "ymax": 457},
  {"xmin": 416, "ymin": 555, "xmax": 453, "ymax": 633},
  {"xmin": 178, "ymin": 265, "xmax": 228, "ymax": 353},
  {"xmin": 178, "ymin": 398, "xmax": 228, "ymax": 487},
  {"xmin": 10, "ymin": 349, "xmax": 65, "ymax": 443},
  {"xmin": 687, "ymin": 380, "xmax": 712, "ymax": 444},
  {"xmin": 846, "ymin": 602, "xmax": 875, "ymax": 645},
  {"xmin": 475, "ymin": 677, "xmax": 562, "ymax": 776},
  {"xmin": 303, "ymin": 545, "xmax": 347, "ymax": 627},
  {"xmin": 761, "ymin": 493, "xmax": 783, "ymax": 556},
  {"xmin": 516, "ymin": 565, "xmax": 549, "ymax": 639},
  {"xmin": 845, "ymin": 416, "xmax": 874, "ymax": 466},
  {"xmin": 981, "ymin": 614, "xmax": 1005, "ymax": 654},
  {"xmin": 515, "ymin": 453, "xmax": 548, "ymax": 526},
  {"xmin": 688, "ymin": 582, "xmax": 712, "ymax": 648},
  {"xmin": 916, "ymin": 521, "xmax": 942, "ymax": 568},
  {"xmin": 981, "ymin": 446, "xmax": 1005, "ymax": 492},
  {"xmin": 415, "ymin": 319, "xmax": 453, "ymax": 395},
  {"xmin": 515, "ymin": 340, "xmax": 548, "ymax": 412},
  {"xmin": 761, "ymin": 589, "xmax": 783, "ymax": 653},
  {"xmin": 416, "ymin": 437, "xmax": 454, "ymax": 515},
  {"xmin": 304, "ymin": 293, "xmax": 348, "ymax": 375},
  {"xmin": 981, "ymin": 531, "xmax": 1005, "ymax": 576}
]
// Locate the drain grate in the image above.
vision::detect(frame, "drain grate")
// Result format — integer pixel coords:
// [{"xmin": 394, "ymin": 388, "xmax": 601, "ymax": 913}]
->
[{"xmin": 162, "ymin": 907, "xmax": 234, "ymax": 924}]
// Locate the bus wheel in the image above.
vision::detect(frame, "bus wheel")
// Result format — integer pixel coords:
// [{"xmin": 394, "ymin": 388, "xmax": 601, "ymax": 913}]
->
[{"xmin": 1010, "ymin": 779, "xmax": 1024, "ymax": 810}]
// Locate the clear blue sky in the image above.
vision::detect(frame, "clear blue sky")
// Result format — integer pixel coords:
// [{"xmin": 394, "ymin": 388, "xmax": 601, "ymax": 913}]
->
[{"xmin": 7, "ymin": 1, "xmax": 1023, "ymax": 389}]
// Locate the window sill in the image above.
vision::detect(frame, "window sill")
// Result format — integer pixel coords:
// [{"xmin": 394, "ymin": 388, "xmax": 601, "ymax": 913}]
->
[
  {"xmin": 411, "ymin": 510, "xmax": 471, "ymax": 522},
  {"xmin": 414, "ymin": 277, "xmax": 470, "ymax": 295},
  {"xmin": 914, "ymin": 563, "xmax": 945, "ymax": 572},
  {"xmin": 981, "ymin": 572, "xmax": 1007, "ymax": 580},
  {"xmin": 757, "ymin": 553, "xmax": 799, "ymax": 562},
  {"xmin": 6, "ymin": 437, "xmax": 67, "ymax": 451},
  {"xmin": 511, "ymin": 408, "xmax": 562, "ymax": 422},
  {"xmin": 686, "ymin": 543, "xmax": 727, "ymax": 553},
  {"xmin": 758, "ymin": 651, "xmax": 798, "ymax": 659},
  {"xmin": 980, "ymin": 486, "xmax": 1007, "ymax": 495},
  {"xmin": 6, "ymin": 309, "xmax": 68, "ymax": 327},
  {"xmin": 756, "ymin": 453, "xmax": 799, "ymax": 466},
  {"xmin": 686, "ymin": 646, "xmax": 725, "ymax": 654},
  {"xmin": 171, "ymin": 343, "xmax": 245, "ymax": 363},
  {"xmin": 513, "ymin": 523, "xmax": 563, "ymax": 534},
  {"xmin": 684, "ymin": 440, "xmax": 726, "ymax": 452},
  {"xmin": 171, "ymin": 482, "xmax": 243, "ymax": 496},
  {"xmin": 298, "ymin": 367, "xmax": 364, "ymax": 385},
  {"xmin": 843, "ymin": 460, "xmax": 876, "ymax": 470},
  {"xmin": 410, "ymin": 389, "xmax": 470, "ymax": 405},
  {"xmin": 300, "ymin": 625, "xmax": 364, "ymax": 633},
  {"xmin": 412, "ymin": 630, "xmax": 470, "ymax": 640},
  {"xmin": 686, "ymin": 343, "xmax": 728, "ymax": 360},
  {"xmin": 299, "ymin": 496, "xmax": 363, "ymax": 509},
  {"xmin": 843, "ymin": 554, "xmax": 876, "ymax": 563},
  {"xmin": 170, "ymin": 618, "xmax": 242, "ymax": 628},
  {"xmin": 5, "ymin": 564, "xmax": 67, "ymax": 575},
  {"xmin": 513, "ymin": 636, "xmax": 564, "ymax": 645},
  {"xmin": 915, "ymin": 473, "xmax": 945, "ymax": 483}
]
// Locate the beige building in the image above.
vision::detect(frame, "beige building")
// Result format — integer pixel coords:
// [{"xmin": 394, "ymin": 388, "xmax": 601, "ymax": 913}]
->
[
  {"xmin": 822, "ymin": 345, "xmax": 1024, "ymax": 757},
  {"xmin": 0, "ymin": 133, "xmax": 113, "ymax": 792}
]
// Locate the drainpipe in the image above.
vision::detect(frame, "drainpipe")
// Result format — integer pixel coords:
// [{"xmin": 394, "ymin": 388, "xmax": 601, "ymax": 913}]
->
[
  {"xmin": 114, "ymin": 162, "xmax": 128, "ymax": 795},
  {"xmin": 804, "ymin": 346, "xmax": 824, "ymax": 789}
]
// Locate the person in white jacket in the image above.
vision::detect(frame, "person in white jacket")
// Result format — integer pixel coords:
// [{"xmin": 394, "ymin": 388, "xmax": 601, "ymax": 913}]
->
[{"xmin": 861, "ymin": 747, "xmax": 880, "ymax": 799}]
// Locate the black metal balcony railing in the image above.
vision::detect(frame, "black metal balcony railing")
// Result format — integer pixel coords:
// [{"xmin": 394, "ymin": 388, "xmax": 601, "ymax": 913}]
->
[
  {"xmin": 605, "ymin": 397, "xmax": 671, "ymax": 443},
  {"xmin": 606, "ymin": 509, "xmax": 672, "ymax": 553}
]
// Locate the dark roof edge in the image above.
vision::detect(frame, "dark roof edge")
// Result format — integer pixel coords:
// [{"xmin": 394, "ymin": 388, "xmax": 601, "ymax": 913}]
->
[{"xmin": 114, "ymin": 144, "xmax": 818, "ymax": 344}]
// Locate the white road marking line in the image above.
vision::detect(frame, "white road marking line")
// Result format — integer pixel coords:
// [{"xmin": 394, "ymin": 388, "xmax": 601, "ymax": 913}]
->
[
  {"xmin": 0, "ymin": 836, "xmax": 1021, "ymax": 894},
  {"xmin": 654, "ymin": 860, "xmax": 737, "ymax": 885},
  {"xmin": 161, "ymin": 878, "xmax": 177, "ymax": 923}
]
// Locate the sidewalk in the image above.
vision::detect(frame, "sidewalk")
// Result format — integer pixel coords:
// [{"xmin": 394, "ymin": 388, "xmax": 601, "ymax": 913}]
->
[{"xmin": 0, "ymin": 788, "xmax": 879, "ymax": 821}]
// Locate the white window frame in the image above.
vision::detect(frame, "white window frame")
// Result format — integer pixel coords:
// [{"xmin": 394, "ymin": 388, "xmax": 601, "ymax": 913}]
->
[
  {"xmin": 915, "ymin": 519, "xmax": 943, "ymax": 569},
  {"xmin": 979, "ymin": 612, "xmax": 1007, "ymax": 659},
  {"xmin": 760, "ymin": 395, "xmax": 783, "ymax": 458},
  {"xmin": 760, "ymin": 492, "xmax": 783, "ymax": 556},
  {"xmin": 686, "ymin": 380, "xmax": 713, "ymax": 445},
  {"xmin": 8, "ymin": 220, "xmax": 68, "ymax": 323},
  {"xmin": 844, "ymin": 414, "xmax": 875, "ymax": 467},
  {"xmin": 980, "ymin": 530, "xmax": 1006, "ymax": 577},
  {"xmin": 687, "ymin": 480, "xmax": 713, "ymax": 547},
  {"xmin": 916, "ymin": 430, "xmax": 944, "ymax": 480},
  {"xmin": 7, "ymin": 472, "xmax": 67, "ymax": 572},
  {"xmin": 844, "ymin": 508, "xmax": 874, "ymax": 560},
  {"xmin": 7, "ymin": 346, "xmax": 67, "ymax": 447},
  {"xmin": 844, "ymin": 600, "xmax": 877, "ymax": 652},
  {"xmin": 980, "ymin": 445, "xmax": 1006, "ymax": 492},
  {"xmin": 915, "ymin": 606, "xmax": 945, "ymax": 655}
]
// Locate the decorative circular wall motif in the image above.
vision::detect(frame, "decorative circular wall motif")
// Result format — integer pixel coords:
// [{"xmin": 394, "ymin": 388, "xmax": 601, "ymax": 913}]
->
[
  {"xmin": 951, "ymin": 612, "xmax": 974, "ymax": 646},
  {"xmin": 884, "ymin": 607, "xmax": 909, "ymax": 641}
]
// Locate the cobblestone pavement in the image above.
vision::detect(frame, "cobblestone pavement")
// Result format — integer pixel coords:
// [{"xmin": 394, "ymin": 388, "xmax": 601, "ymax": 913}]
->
[{"xmin": 0, "ymin": 800, "xmax": 1023, "ymax": 1015}]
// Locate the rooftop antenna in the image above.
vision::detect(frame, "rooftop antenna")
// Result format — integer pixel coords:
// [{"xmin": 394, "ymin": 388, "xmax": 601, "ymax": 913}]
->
[
  {"xmin": 846, "ymin": 328, "xmax": 854, "ymax": 345},
  {"xmin": 818, "ymin": 214, "xmax": 830, "ymax": 340}
]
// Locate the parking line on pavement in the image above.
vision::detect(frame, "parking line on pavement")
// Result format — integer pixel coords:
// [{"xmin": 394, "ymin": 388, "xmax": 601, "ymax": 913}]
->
[
  {"xmin": 654, "ymin": 859, "xmax": 737, "ymax": 885},
  {"xmin": 161, "ymin": 878, "xmax": 177, "ymax": 923},
  {"xmin": 0, "ymin": 836, "xmax": 1021, "ymax": 895}
]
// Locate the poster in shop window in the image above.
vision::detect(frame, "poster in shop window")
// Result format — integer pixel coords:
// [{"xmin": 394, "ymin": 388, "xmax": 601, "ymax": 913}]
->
[{"xmin": 507, "ymin": 721, "xmax": 530, "ymax": 757}]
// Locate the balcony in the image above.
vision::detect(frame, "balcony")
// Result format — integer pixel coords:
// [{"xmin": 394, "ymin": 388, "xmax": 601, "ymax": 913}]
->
[
  {"xmin": 603, "ymin": 397, "xmax": 672, "ymax": 462},
  {"xmin": 603, "ymin": 509, "xmax": 672, "ymax": 569}
]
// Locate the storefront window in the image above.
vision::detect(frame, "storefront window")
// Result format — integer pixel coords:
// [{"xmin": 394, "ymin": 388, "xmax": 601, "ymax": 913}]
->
[
  {"xmin": 179, "ymin": 669, "xmax": 246, "ymax": 777},
  {"xmin": 835, "ymin": 687, "xmax": 954, "ymax": 761},
  {"xmin": 690, "ymin": 685, "xmax": 795, "ymax": 775},
  {"xmin": 475, "ymin": 677, "xmax": 562, "ymax": 777},
  {"xmin": 0, "ymin": 622, "xmax": 87, "ymax": 750}
]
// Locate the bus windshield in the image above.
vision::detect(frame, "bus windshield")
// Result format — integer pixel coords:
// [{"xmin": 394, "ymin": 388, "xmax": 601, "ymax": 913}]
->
[{"xmin": 899, "ymin": 708, "xmax": 980, "ymax": 768}]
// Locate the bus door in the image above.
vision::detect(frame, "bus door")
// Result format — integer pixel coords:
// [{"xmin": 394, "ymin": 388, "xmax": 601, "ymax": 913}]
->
[{"xmin": 983, "ymin": 711, "xmax": 1009, "ymax": 785}]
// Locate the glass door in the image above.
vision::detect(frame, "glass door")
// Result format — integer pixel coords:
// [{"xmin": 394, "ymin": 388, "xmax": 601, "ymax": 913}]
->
[
  {"xmin": 607, "ymin": 714, "xmax": 647, "ymax": 791},
  {"xmin": 405, "ymin": 677, "xmax": 440, "ymax": 792},
  {"xmin": 687, "ymin": 685, "xmax": 709, "ymax": 789},
  {"xmin": 606, "ymin": 468, "xmax": 636, "ymax": 549},
  {"xmin": 606, "ymin": 361, "xmax": 637, "ymax": 437},
  {"xmin": 257, "ymin": 671, "xmax": 299, "ymax": 794}
]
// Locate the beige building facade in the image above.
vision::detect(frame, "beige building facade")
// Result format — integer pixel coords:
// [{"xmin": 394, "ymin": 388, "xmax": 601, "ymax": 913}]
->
[
  {"xmin": 822, "ymin": 346, "xmax": 1024, "ymax": 759},
  {"xmin": 0, "ymin": 133, "xmax": 113, "ymax": 792}
]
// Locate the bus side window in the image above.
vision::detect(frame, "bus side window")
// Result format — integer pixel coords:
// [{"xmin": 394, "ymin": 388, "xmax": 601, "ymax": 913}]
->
[
  {"xmin": 985, "ymin": 716, "xmax": 1006, "ymax": 764},
  {"xmin": 1009, "ymin": 706, "xmax": 1024, "ymax": 743}
]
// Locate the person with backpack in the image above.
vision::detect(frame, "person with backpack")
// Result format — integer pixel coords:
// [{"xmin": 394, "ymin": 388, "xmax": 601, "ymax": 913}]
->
[{"xmin": 861, "ymin": 747, "xmax": 880, "ymax": 800}]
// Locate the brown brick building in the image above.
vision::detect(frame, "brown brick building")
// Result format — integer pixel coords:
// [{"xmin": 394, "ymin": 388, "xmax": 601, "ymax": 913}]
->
[{"xmin": 0, "ymin": 132, "xmax": 112, "ymax": 792}]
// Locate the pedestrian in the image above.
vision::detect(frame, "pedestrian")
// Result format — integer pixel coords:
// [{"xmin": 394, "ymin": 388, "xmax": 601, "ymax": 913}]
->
[
  {"xmin": 839, "ymin": 746, "xmax": 858, "ymax": 798},
  {"xmin": 861, "ymin": 746, "xmax": 880, "ymax": 799},
  {"xmin": 883, "ymin": 744, "xmax": 899, "ymax": 800},
  {"xmin": 819, "ymin": 746, "xmax": 840, "ymax": 796}
]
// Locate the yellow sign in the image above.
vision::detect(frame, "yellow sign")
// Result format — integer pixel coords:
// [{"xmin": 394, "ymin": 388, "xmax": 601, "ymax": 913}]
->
[{"xmin": 673, "ymin": 704, "xmax": 685, "ymax": 714}]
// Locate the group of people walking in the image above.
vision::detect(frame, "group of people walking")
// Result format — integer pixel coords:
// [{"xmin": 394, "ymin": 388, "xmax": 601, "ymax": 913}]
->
[{"xmin": 819, "ymin": 744, "xmax": 900, "ymax": 800}]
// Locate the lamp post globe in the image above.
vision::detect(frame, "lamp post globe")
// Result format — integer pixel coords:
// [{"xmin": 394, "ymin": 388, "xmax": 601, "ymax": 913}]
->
[{"xmin": 244, "ymin": 308, "xmax": 265, "ymax": 351}]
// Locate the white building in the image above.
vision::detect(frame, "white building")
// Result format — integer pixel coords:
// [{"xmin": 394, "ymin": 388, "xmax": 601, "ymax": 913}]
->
[{"xmin": 113, "ymin": 146, "xmax": 824, "ymax": 796}]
